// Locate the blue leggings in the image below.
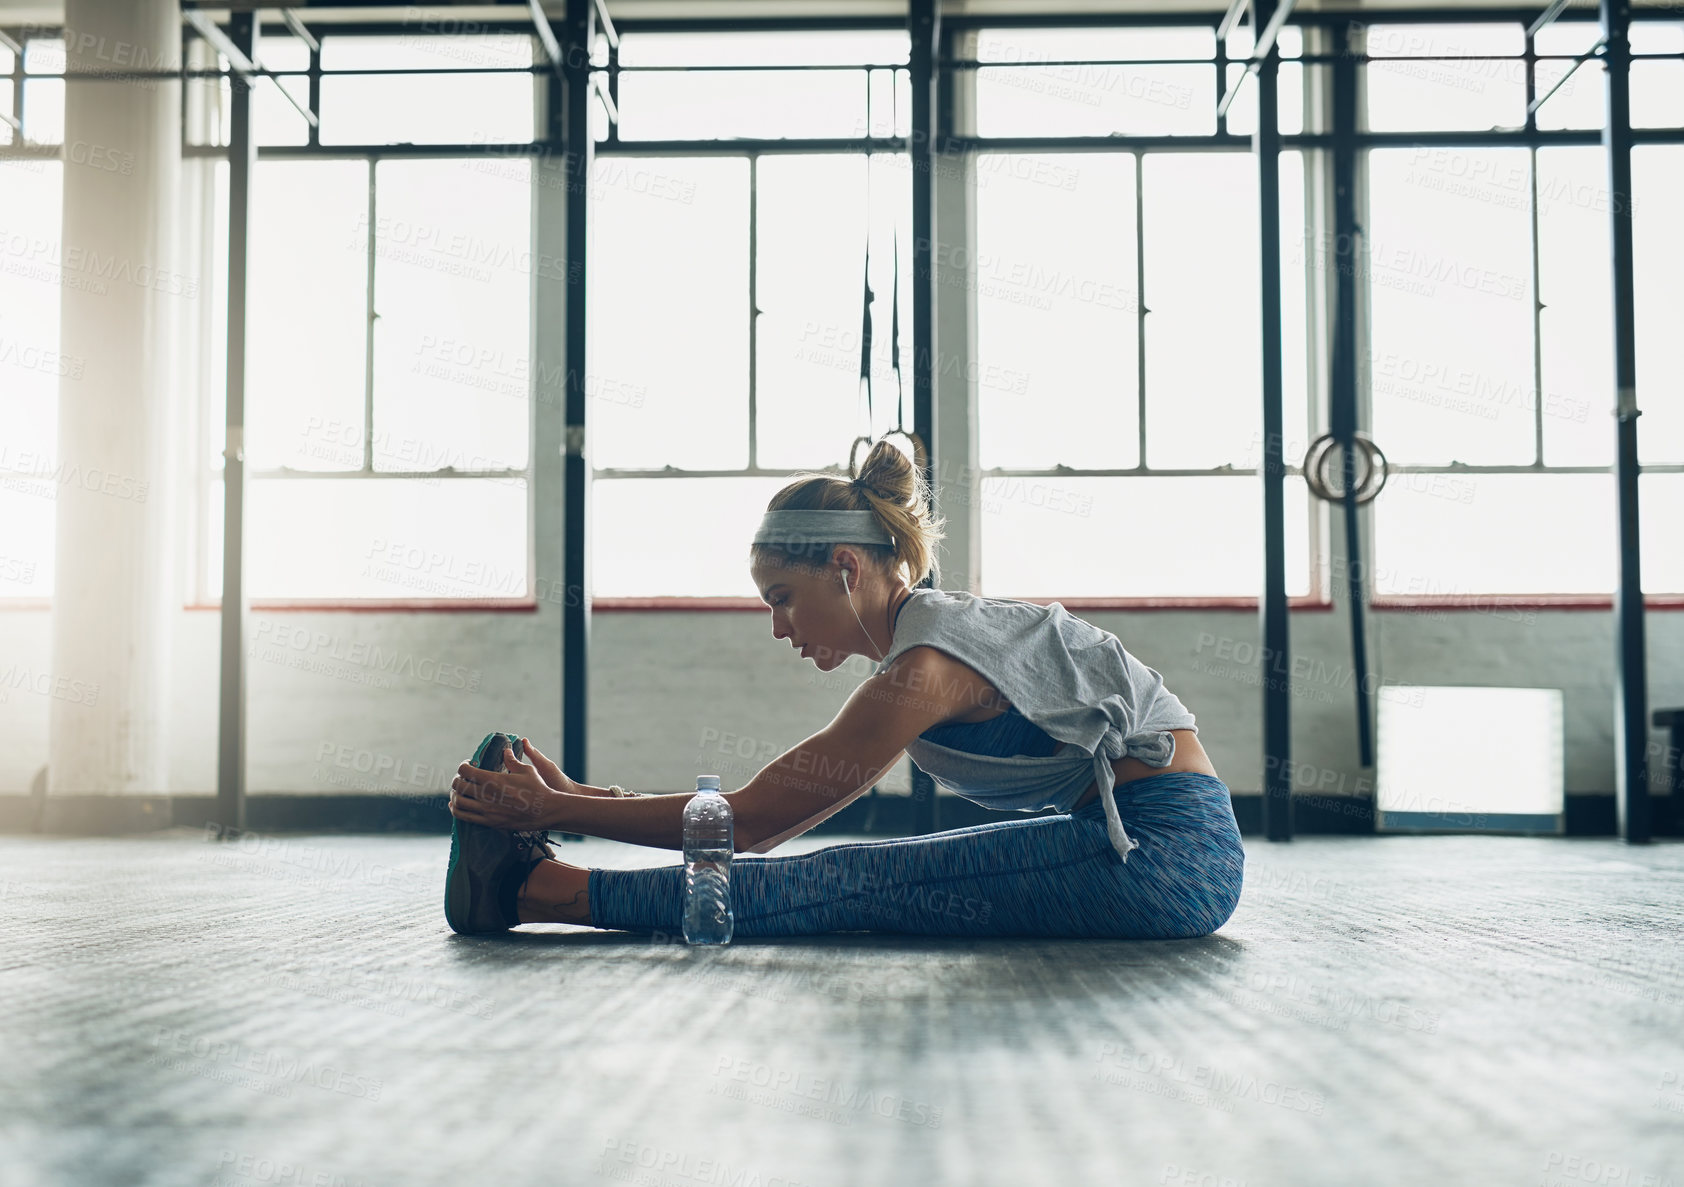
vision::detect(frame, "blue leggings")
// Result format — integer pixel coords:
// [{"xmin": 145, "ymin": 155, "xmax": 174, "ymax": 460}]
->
[{"xmin": 586, "ymin": 772, "xmax": 1244, "ymax": 940}]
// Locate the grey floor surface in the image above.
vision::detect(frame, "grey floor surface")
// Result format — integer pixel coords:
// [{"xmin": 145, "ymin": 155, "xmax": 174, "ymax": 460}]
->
[{"xmin": 2, "ymin": 828, "xmax": 1682, "ymax": 1187}]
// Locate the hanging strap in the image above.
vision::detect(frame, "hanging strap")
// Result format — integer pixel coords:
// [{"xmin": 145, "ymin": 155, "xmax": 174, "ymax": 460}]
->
[
  {"xmin": 859, "ymin": 235, "xmax": 874, "ymax": 425},
  {"xmin": 859, "ymin": 79, "xmax": 907, "ymax": 438},
  {"xmin": 859, "ymin": 75, "xmax": 877, "ymax": 433},
  {"xmin": 891, "ymin": 225, "xmax": 903, "ymax": 430}
]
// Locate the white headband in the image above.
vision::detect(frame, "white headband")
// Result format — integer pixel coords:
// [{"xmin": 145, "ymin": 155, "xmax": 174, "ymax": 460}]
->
[{"xmin": 752, "ymin": 509, "xmax": 895, "ymax": 549}]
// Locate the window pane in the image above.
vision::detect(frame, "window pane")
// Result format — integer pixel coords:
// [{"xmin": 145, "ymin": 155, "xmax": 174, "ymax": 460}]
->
[
  {"xmin": 1367, "ymin": 148, "xmax": 1535, "ymax": 465},
  {"xmin": 248, "ymin": 161, "xmax": 369, "ymax": 472},
  {"xmin": 206, "ymin": 478, "xmax": 528, "ymax": 599},
  {"xmin": 370, "ymin": 159, "xmax": 531, "ymax": 473},
  {"xmin": 589, "ymin": 157, "xmax": 749, "ymax": 470},
  {"xmin": 1630, "ymin": 21, "xmax": 1684, "ymax": 54},
  {"xmin": 975, "ymin": 28, "xmax": 1213, "ymax": 138},
  {"xmin": 1634, "ymin": 147, "xmax": 1684, "ymax": 465},
  {"xmin": 24, "ymin": 38, "xmax": 64, "ymax": 144},
  {"xmin": 1374, "ymin": 474, "xmax": 1612, "ymax": 596},
  {"xmin": 976, "ymin": 153, "xmax": 1137, "ymax": 470},
  {"xmin": 1364, "ymin": 24, "xmax": 1526, "ymax": 133},
  {"xmin": 1630, "ymin": 23, "xmax": 1684, "ymax": 129},
  {"xmin": 1145, "ymin": 153, "xmax": 1265, "ymax": 468},
  {"xmin": 1631, "ymin": 61, "xmax": 1684, "ymax": 130},
  {"xmin": 259, "ymin": 37, "xmax": 312, "ymax": 73},
  {"xmin": 614, "ymin": 34, "xmax": 904, "ymax": 140},
  {"xmin": 754, "ymin": 154, "xmax": 908, "ymax": 472},
  {"xmin": 592, "ymin": 476, "xmax": 789, "ymax": 597},
  {"xmin": 979, "ymin": 476, "xmax": 1312, "ymax": 598},
  {"xmin": 319, "ymin": 35, "xmax": 534, "ymax": 145},
  {"xmin": 618, "ymin": 31, "xmax": 909, "ymax": 67},
  {"xmin": 618, "ymin": 71, "xmax": 872, "ymax": 140},
  {"xmin": 23, "ymin": 82, "xmax": 65, "ymax": 146},
  {"xmin": 0, "ymin": 161, "xmax": 62, "ymax": 597},
  {"xmin": 980, "ymin": 25, "xmax": 1216, "ymax": 63},
  {"xmin": 1537, "ymin": 148, "xmax": 1612, "ymax": 467},
  {"xmin": 23, "ymin": 37, "xmax": 62, "ymax": 72},
  {"xmin": 1375, "ymin": 473, "xmax": 1684, "ymax": 597}
]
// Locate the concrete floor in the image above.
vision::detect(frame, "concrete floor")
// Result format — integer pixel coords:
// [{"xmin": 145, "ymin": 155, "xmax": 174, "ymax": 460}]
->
[{"xmin": 2, "ymin": 829, "xmax": 1682, "ymax": 1187}]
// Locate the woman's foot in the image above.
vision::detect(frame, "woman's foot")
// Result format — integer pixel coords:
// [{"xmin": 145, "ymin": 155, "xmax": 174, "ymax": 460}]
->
[
  {"xmin": 444, "ymin": 822, "xmax": 554, "ymax": 935},
  {"xmin": 516, "ymin": 859, "xmax": 593, "ymax": 926},
  {"xmin": 445, "ymin": 730, "xmax": 559, "ymax": 935}
]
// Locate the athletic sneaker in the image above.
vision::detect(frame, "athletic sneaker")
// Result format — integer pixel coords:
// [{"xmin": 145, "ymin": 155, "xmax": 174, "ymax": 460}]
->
[{"xmin": 444, "ymin": 731, "xmax": 557, "ymax": 936}]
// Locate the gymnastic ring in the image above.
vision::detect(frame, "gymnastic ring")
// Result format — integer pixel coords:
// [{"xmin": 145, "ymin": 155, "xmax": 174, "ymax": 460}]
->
[
  {"xmin": 1304, "ymin": 434, "xmax": 1382, "ymax": 502},
  {"xmin": 1303, "ymin": 432, "xmax": 1389, "ymax": 504}
]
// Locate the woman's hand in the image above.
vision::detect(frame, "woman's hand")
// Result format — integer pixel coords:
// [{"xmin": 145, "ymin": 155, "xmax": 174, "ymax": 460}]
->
[
  {"xmin": 518, "ymin": 738, "xmax": 577, "ymax": 794},
  {"xmin": 520, "ymin": 737, "xmax": 632, "ymax": 798},
  {"xmin": 450, "ymin": 745, "xmax": 563, "ymax": 831}
]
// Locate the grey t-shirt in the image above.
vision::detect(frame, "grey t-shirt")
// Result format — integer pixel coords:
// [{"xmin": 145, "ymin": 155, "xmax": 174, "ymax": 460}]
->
[{"xmin": 872, "ymin": 587, "xmax": 1198, "ymax": 863}]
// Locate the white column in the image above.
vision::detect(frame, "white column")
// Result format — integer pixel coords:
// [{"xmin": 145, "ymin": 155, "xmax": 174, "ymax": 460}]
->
[
  {"xmin": 932, "ymin": 27, "xmax": 981, "ymax": 594},
  {"xmin": 45, "ymin": 0, "xmax": 182, "ymax": 827}
]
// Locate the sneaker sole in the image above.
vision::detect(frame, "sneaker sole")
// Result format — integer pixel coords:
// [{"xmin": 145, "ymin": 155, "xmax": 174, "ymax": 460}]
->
[{"xmin": 445, "ymin": 731, "xmax": 522, "ymax": 935}]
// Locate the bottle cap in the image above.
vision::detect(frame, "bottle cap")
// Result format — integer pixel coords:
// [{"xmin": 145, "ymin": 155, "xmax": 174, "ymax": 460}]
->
[{"xmin": 696, "ymin": 775, "xmax": 721, "ymax": 791}]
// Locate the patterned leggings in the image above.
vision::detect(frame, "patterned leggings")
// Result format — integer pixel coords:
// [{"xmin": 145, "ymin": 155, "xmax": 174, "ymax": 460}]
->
[{"xmin": 586, "ymin": 771, "xmax": 1245, "ymax": 940}]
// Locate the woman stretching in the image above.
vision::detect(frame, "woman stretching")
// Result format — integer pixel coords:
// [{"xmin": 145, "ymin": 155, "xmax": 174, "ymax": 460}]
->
[{"xmin": 444, "ymin": 438, "xmax": 1244, "ymax": 940}]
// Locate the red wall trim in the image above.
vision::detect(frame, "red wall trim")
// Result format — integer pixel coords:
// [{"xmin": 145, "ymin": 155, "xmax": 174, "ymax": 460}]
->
[
  {"xmin": 183, "ymin": 599, "xmax": 540, "ymax": 613},
  {"xmin": 4, "ymin": 595, "xmax": 1683, "ymax": 614},
  {"xmin": 1374, "ymin": 595, "xmax": 1684, "ymax": 612}
]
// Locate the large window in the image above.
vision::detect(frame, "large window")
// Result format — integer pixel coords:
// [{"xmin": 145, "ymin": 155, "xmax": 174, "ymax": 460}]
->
[
  {"xmin": 588, "ymin": 150, "xmax": 912, "ymax": 596},
  {"xmin": 587, "ymin": 31, "xmax": 914, "ymax": 599},
  {"xmin": 1363, "ymin": 20, "xmax": 1684, "ymax": 599},
  {"xmin": 972, "ymin": 148, "xmax": 1315, "ymax": 599},
  {"xmin": 968, "ymin": 25, "xmax": 1316, "ymax": 600},
  {"xmin": 187, "ymin": 30, "xmax": 537, "ymax": 602},
  {"xmin": 194, "ymin": 153, "xmax": 533, "ymax": 602}
]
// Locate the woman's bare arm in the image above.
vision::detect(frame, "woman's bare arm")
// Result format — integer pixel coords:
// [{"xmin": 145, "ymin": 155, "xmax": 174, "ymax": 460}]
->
[
  {"xmin": 535, "ymin": 720, "xmax": 904, "ymax": 853},
  {"xmin": 450, "ymin": 730, "xmax": 893, "ymax": 853},
  {"xmin": 451, "ymin": 647, "xmax": 975, "ymax": 853}
]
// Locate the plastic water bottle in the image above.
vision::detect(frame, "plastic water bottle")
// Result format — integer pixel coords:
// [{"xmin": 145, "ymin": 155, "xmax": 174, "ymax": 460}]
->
[{"xmin": 682, "ymin": 774, "xmax": 734, "ymax": 945}]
